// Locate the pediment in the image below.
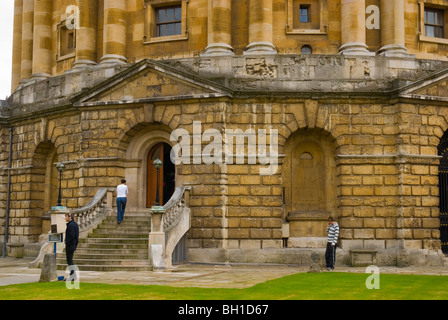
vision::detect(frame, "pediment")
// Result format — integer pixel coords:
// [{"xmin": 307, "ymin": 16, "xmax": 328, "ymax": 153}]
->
[
  {"xmin": 398, "ymin": 67, "xmax": 448, "ymax": 101},
  {"xmin": 73, "ymin": 59, "xmax": 232, "ymax": 107}
]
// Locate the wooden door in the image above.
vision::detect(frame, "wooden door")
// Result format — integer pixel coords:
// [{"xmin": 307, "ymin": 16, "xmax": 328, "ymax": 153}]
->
[
  {"xmin": 147, "ymin": 143, "xmax": 165, "ymax": 207},
  {"xmin": 146, "ymin": 143, "xmax": 176, "ymax": 207}
]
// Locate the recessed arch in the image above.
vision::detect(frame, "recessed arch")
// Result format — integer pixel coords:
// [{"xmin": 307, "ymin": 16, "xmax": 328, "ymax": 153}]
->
[
  {"xmin": 120, "ymin": 124, "xmax": 179, "ymax": 209},
  {"xmin": 31, "ymin": 141, "xmax": 58, "ymax": 240},
  {"xmin": 282, "ymin": 128, "xmax": 338, "ymax": 247},
  {"xmin": 437, "ymin": 129, "xmax": 448, "ymax": 254}
]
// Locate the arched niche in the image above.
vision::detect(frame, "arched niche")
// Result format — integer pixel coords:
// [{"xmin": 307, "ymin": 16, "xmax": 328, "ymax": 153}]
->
[{"xmin": 282, "ymin": 129, "xmax": 338, "ymax": 247}]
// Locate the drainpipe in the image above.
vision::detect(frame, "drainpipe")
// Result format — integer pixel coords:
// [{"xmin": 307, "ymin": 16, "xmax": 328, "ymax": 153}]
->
[{"xmin": 2, "ymin": 127, "xmax": 13, "ymax": 258}]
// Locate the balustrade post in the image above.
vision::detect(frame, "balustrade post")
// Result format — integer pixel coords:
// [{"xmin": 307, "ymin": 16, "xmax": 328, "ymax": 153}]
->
[
  {"xmin": 49, "ymin": 206, "xmax": 70, "ymax": 254},
  {"xmin": 149, "ymin": 206, "xmax": 166, "ymax": 270}
]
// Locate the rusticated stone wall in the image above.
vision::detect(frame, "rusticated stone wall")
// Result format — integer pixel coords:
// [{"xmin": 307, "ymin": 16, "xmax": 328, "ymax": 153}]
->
[{"xmin": 1, "ymin": 55, "xmax": 448, "ymax": 266}]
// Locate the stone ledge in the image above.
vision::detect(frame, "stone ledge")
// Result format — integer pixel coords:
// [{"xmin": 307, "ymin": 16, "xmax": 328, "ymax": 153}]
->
[
  {"xmin": 7, "ymin": 242, "xmax": 24, "ymax": 258},
  {"xmin": 350, "ymin": 249, "xmax": 378, "ymax": 267}
]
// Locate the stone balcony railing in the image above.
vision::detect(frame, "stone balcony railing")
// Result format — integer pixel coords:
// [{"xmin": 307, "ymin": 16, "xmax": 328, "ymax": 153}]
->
[
  {"xmin": 149, "ymin": 186, "xmax": 191, "ymax": 269},
  {"xmin": 29, "ymin": 187, "xmax": 115, "ymax": 268},
  {"xmin": 71, "ymin": 187, "xmax": 115, "ymax": 238}
]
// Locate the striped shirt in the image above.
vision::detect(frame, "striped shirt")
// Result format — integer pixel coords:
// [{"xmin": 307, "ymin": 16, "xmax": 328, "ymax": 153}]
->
[{"xmin": 326, "ymin": 222, "xmax": 339, "ymax": 245}]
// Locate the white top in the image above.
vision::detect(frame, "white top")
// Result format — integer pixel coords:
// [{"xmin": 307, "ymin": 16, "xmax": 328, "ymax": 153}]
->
[{"xmin": 116, "ymin": 184, "xmax": 128, "ymax": 198}]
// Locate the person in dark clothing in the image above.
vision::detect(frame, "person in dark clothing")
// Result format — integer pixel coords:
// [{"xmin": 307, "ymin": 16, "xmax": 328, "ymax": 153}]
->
[{"xmin": 65, "ymin": 212, "xmax": 79, "ymax": 280}]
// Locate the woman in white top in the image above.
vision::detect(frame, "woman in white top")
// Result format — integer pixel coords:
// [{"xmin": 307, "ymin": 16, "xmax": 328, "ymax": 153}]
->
[{"xmin": 116, "ymin": 179, "xmax": 128, "ymax": 224}]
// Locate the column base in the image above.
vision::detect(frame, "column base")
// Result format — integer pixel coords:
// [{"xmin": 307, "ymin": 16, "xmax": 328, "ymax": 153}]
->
[
  {"xmin": 201, "ymin": 43, "xmax": 234, "ymax": 57},
  {"xmin": 339, "ymin": 42, "xmax": 375, "ymax": 56},
  {"xmin": 378, "ymin": 44, "xmax": 415, "ymax": 58},
  {"xmin": 244, "ymin": 41, "xmax": 277, "ymax": 55},
  {"xmin": 100, "ymin": 54, "xmax": 127, "ymax": 66},
  {"xmin": 72, "ymin": 59, "xmax": 97, "ymax": 71},
  {"xmin": 30, "ymin": 73, "xmax": 52, "ymax": 81}
]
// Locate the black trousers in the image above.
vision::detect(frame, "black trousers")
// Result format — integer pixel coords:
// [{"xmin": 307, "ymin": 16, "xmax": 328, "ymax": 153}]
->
[
  {"xmin": 325, "ymin": 242, "xmax": 337, "ymax": 269},
  {"xmin": 66, "ymin": 249, "xmax": 75, "ymax": 267}
]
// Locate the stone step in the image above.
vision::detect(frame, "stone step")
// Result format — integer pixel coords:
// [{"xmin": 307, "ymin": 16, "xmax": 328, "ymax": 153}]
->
[
  {"xmin": 57, "ymin": 257, "xmax": 150, "ymax": 266},
  {"xmin": 74, "ymin": 248, "xmax": 148, "ymax": 256},
  {"xmin": 79, "ymin": 237, "xmax": 148, "ymax": 245},
  {"xmin": 77, "ymin": 242, "xmax": 148, "ymax": 250},
  {"xmin": 86, "ymin": 232, "xmax": 148, "ymax": 238},
  {"xmin": 56, "ymin": 264, "xmax": 153, "ymax": 272},
  {"xmin": 66, "ymin": 211, "xmax": 152, "ymax": 271},
  {"xmin": 97, "ymin": 221, "xmax": 151, "ymax": 229},
  {"xmin": 102, "ymin": 216, "xmax": 151, "ymax": 222},
  {"xmin": 57, "ymin": 252, "xmax": 148, "ymax": 261}
]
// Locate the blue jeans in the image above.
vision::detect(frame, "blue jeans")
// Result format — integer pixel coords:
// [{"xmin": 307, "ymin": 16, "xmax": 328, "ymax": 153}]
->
[{"xmin": 116, "ymin": 197, "xmax": 127, "ymax": 223}]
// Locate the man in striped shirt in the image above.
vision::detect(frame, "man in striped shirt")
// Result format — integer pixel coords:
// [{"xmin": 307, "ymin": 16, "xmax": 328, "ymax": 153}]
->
[{"xmin": 325, "ymin": 216, "xmax": 339, "ymax": 271}]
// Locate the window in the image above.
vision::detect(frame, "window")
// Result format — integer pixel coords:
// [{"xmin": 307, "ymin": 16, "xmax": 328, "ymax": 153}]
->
[
  {"xmin": 301, "ymin": 45, "xmax": 312, "ymax": 54},
  {"xmin": 425, "ymin": 7, "xmax": 444, "ymax": 38},
  {"xmin": 287, "ymin": 0, "xmax": 326, "ymax": 34},
  {"xmin": 156, "ymin": 6, "xmax": 182, "ymax": 37},
  {"xmin": 144, "ymin": 0, "xmax": 188, "ymax": 44},
  {"xmin": 300, "ymin": 5, "xmax": 310, "ymax": 23},
  {"xmin": 58, "ymin": 22, "xmax": 76, "ymax": 59}
]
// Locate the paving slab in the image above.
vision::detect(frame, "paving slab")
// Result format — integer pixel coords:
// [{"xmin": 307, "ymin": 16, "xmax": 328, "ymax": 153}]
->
[{"xmin": 1, "ymin": 257, "xmax": 448, "ymax": 289}]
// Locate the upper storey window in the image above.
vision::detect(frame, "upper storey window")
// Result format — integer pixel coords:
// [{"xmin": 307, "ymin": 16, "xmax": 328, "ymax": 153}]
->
[
  {"xmin": 286, "ymin": 0, "xmax": 327, "ymax": 35},
  {"xmin": 418, "ymin": 2, "xmax": 448, "ymax": 45},
  {"xmin": 424, "ymin": 7, "xmax": 444, "ymax": 38},
  {"xmin": 299, "ymin": 5, "xmax": 310, "ymax": 23},
  {"xmin": 156, "ymin": 5, "xmax": 182, "ymax": 37},
  {"xmin": 144, "ymin": 0, "xmax": 188, "ymax": 44},
  {"xmin": 57, "ymin": 22, "xmax": 76, "ymax": 60}
]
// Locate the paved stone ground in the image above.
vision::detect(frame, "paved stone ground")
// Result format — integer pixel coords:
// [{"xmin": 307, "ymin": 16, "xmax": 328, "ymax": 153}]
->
[{"xmin": 1, "ymin": 257, "xmax": 448, "ymax": 288}]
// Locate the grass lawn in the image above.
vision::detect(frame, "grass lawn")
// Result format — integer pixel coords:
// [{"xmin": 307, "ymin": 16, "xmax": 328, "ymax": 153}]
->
[{"xmin": 0, "ymin": 272, "xmax": 448, "ymax": 300}]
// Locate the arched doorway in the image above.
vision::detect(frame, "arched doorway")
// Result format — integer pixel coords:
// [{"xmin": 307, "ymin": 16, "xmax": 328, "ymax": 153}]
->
[
  {"xmin": 31, "ymin": 142, "xmax": 58, "ymax": 239},
  {"xmin": 146, "ymin": 142, "xmax": 175, "ymax": 207},
  {"xmin": 437, "ymin": 131, "xmax": 448, "ymax": 254}
]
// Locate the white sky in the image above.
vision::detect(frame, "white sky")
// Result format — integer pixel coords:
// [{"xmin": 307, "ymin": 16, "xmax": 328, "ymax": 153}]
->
[{"xmin": 0, "ymin": 1, "xmax": 13, "ymax": 100}]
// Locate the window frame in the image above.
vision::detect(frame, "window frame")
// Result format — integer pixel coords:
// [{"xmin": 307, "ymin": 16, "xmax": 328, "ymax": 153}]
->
[
  {"xmin": 155, "ymin": 5, "xmax": 182, "ymax": 37},
  {"xmin": 419, "ymin": 3, "xmax": 448, "ymax": 45},
  {"xmin": 424, "ymin": 7, "xmax": 445, "ymax": 38},
  {"xmin": 301, "ymin": 45, "xmax": 312, "ymax": 54},
  {"xmin": 57, "ymin": 20, "xmax": 76, "ymax": 61},
  {"xmin": 286, "ymin": 0, "xmax": 327, "ymax": 35},
  {"xmin": 299, "ymin": 4, "xmax": 311, "ymax": 23},
  {"xmin": 144, "ymin": 0, "xmax": 188, "ymax": 44}
]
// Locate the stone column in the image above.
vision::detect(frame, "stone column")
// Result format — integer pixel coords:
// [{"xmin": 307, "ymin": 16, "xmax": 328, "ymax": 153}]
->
[
  {"xmin": 73, "ymin": 0, "xmax": 98, "ymax": 69},
  {"xmin": 202, "ymin": 0, "xmax": 234, "ymax": 56},
  {"xmin": 20, "ymin": 0, "xmax": 34, "ymax": 83},
  {"xmin": 244, "ymin": 0, "xmax": 276, "ymax": 55},
  {"xmin": 339, "ymin": 0, "xmax": 373, "ymax": 55},
  {"xmin": 378, "ymin": 0, "xmax": 410, "ymax": 57},
  {"xmin": 11, "ymin": 0, "xmax": 23, "ymax": 92},
  {"xmin": 32, "ymin": 0, "xmax": 53, "ymax": 80},
  {"xmin": 101, "ymin": 0, "xmax": 127, "ymax": 65}
]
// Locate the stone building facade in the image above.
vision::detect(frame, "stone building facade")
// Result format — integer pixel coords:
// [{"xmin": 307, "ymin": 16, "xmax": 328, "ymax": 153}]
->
[{"xmin": 2, "ymin": 0, "xmax": 448, "ymax": 266}]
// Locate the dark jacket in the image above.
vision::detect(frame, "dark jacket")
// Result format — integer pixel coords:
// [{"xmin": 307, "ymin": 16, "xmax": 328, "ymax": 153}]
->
[{"xmin": 65, "ymin": 220, "xmax": 79, "ymax": 252}]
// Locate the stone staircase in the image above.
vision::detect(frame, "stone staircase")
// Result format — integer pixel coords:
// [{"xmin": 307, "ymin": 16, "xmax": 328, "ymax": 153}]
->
[{"xmin": 57, "ymin": 211, "xmax": 152, "ymax": 271}]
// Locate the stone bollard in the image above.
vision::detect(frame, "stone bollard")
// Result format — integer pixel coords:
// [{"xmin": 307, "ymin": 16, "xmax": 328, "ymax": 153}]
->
[
  {"xmin": 309, "ymin": 251, "xmax": 321, "ymax": 273},
  {"xmin": 39, "ymin": 253, "xmax": 58, "ymax": 282}
]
